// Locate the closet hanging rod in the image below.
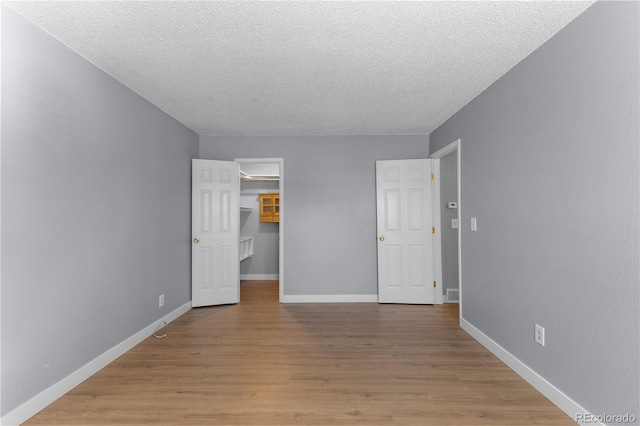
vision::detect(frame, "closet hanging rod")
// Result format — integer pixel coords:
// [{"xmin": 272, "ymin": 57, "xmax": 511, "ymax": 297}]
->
[{"xmin": 241, "ymin": 177, "xmax": 279, "ymax": 182}]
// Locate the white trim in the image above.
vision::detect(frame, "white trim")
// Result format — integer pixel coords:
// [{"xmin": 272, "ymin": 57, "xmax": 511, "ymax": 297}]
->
[
  {"xmin": 460, "ymin": 318, "xmax": 597, "ymax": 425},
  {"xmin": 235, "ymin": 158, "xmax": 284, "ymax": 303},
  {"xmin": 431, "ymin": 159, "xmax": 444, "ymax": 304},
  {"xmin": 240, "ymin": 274, "xmax": 279, "ymax": 281},
  {"xmin": 430, "ymin": 140, "xmax": 459, "ymax": 159},
  {"xmin": 429, "ymin": 139, "xmax": 462, "ymax": 314},
  {"xmin": 1, "ymin": 302, "xmax": 192, "ymax": 426},
  {"xmin": 456, "ymin": 141, "xmax": 462, "ymax": 315},
  {"xmin": 278, "ymin": 159, "xmax": 284, "ymax": 303},
  {"xmin": 0, "ymin": 5, "xmax": 3, "ymax": 419},
  {"xmin": 281, "ymin": 294, "xmax": 378, "ymax": 303}
]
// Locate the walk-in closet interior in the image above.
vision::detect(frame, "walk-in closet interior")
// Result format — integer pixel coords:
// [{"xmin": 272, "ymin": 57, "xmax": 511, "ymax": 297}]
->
[{"xmin": 238, "ymin": 161, "xmax": 280, "ymax": 281}]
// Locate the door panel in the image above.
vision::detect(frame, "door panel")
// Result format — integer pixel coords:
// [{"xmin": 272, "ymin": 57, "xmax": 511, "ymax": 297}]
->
[
  {"xmin": 192, "ymin": 159, "xmax": 240, "ymax": 307},
  {"xmin": 386, "ymin": 244, "xmax": 403, "ymax": 287},
  {"xmin": 409, "ymin": 245, "xmax": 426, "ymax": 288},
  {"xmin": 408, "ymin": 189, "xmax": 424, "ymax": 229},
  {"xmin": 377, "ymin": 159, "xmax": 435, "ymax": 304},
  {"xmin": 385, "ymin": 190, "xmax": 401, "ymax": 230}
]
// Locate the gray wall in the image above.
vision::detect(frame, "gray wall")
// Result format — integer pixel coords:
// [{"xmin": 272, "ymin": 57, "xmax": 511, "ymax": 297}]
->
[
  {"xmin": 439, "ymin": 152, "xmax": 458, "ymax": 295},
  {"xmin": 1, "ymin": 7, "xmax": 198, "ymax": 416},
  {"xmin": 429, "ymin": 1, "xmax": 639, "ymax": 420},
  {"xmin": 200, "ymin": 135, "xmax": 429, "ymax": 296},
  {"xmin": 240, "ymin": 180, "xmax": 280, "ymax": 277}
]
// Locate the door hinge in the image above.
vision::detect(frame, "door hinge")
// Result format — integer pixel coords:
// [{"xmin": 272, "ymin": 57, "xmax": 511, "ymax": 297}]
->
[
  {"xmin": 432, "ymin": 227, "xmax": 435, "ymax": 234},
  {"xmin": 430, "ymin": 173, "xmax": 435, "ymax": 181},
  {"xmin": 433, "ymin": 281, "xmax": 437, "ymax": 288}
]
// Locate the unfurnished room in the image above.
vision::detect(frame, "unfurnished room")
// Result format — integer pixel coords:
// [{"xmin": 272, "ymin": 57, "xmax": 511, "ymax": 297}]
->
[{"xmin": 1, "ymin": 1, "xmax": 638, "ymax": 425}]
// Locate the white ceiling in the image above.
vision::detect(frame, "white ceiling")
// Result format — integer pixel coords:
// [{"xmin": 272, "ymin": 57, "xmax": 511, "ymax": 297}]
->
[{"xmin": 6, "ymin": 1, "xmax": 594, "ymax": 136}]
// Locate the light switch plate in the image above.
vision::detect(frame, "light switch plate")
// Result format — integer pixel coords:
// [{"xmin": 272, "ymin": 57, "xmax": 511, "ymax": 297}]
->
[
  {"xmin": 471, "ymin": 217, "xmax": 477, "ymax": 231},
  {"xmin": 451, "ymin": 219, "xmax": 459, "ymax": 229}
]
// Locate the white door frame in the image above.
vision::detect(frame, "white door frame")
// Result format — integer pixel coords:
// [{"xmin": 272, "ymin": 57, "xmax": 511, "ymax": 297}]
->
[
  {"xmin": 431, "ymin": 159, "xmax": 443, "ymax": 305},
  {"xmin": 429, "ymin": 139, "xmax": 462, "ymax": 312},
  {"xmin": 235, "ymin": 158, "xmax": 284, "ymax": 303}
]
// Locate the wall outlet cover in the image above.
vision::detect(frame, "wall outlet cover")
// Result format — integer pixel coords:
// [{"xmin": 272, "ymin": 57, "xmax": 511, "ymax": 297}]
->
[{"xmin": 535, "ymin": 324, "xmax": 545, "ymax": 346}]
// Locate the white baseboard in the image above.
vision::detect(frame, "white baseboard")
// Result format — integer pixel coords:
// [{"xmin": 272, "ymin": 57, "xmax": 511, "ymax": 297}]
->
[
  {"xmin": 280, "ymin": 294, "xmax": 378, "ymax": 303},
  {"xmin": 240, "ymin": 274, "xmax": 279, "ymax": 280},
  {"xmin": 1, "ymin": 301, "xmax": 192, "ymax": 426},
  {"xmin": 460, "ymin": 317, "xmax": 597, "ymax": 425}
]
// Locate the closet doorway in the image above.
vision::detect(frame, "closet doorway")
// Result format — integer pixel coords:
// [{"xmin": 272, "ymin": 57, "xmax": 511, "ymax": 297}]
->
[{"xmin": 236, "ymin": 158, "xmax": 284, "ymax": 302}]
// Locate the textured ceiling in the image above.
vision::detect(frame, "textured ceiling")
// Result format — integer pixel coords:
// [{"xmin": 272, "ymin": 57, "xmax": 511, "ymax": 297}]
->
[{"xmin": 6, "ymin": 1, "xmax": 594, "ymax": 136}]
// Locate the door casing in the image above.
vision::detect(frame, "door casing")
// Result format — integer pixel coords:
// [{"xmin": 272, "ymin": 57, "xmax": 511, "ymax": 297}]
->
[{"xmin": 430, "ymin": 139, "xmax": 462, "ymax": 311}]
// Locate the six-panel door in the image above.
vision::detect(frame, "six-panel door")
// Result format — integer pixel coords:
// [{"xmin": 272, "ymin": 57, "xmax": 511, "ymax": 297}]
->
[
  {"xmin": 376, "ymin": 159, "xmax": 435, "ymax": 304},
  {"xmin": 192, "ymin": 159, "xmax": 240, "ymax": 307}
]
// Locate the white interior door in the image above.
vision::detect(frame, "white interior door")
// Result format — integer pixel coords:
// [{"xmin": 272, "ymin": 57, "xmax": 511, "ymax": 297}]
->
[
  {"xmin": 192, "ymin": 159, "xmax": 240, "ymax": 307},
  {"xmin": 376, "ymin": 159, "xmax": 436, "ymax": 304}
]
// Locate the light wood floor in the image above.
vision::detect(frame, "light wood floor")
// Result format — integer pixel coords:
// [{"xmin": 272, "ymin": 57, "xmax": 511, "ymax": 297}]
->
[{"xmin": 26, "ymin": 281, "xmax": 574, "ymax": 425}]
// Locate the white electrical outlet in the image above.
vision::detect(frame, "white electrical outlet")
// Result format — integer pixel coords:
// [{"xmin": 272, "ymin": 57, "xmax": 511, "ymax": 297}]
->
[
  {"xmin": 159, "ymin": 294, "xmax": 165, "ymax": 308},
  {"xmin": 535, "ymin": 324, "xmax": 545, "ymax": 346}
]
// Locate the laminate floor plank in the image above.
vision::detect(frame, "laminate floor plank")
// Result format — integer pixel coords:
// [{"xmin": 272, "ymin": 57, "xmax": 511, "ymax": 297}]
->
[{"xmin": 25, "ymin": 280, "xmax": 574, "ymax": 425}]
